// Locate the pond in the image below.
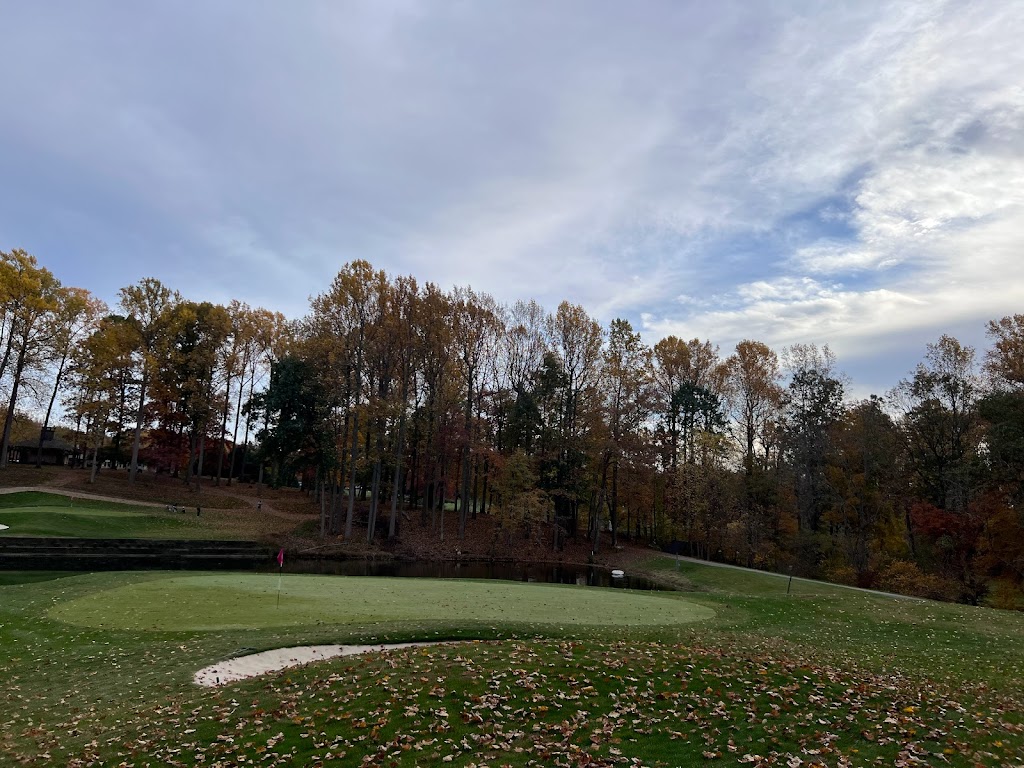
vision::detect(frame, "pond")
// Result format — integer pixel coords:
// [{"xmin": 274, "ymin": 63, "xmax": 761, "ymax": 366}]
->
[{"xmin": 270, "ymin": 558, "xmax": 664, "ymax": 591}]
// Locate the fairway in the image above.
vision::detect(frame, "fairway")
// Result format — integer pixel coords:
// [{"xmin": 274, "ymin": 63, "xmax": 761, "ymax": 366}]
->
[
  {"xmin": 0, "ymin": 491, "xmax": 244, "ymax": 539},
  {"xmin": 49, "ymin": 573, "xmax": 715, "ymax": 630},
  {"xmin": 2, "ymin": 503, "xmax": 146, "ymax": 520}
]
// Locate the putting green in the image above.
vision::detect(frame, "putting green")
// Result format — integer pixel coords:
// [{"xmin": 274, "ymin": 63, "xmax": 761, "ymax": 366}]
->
[{"xmin": 49, "ymin": 574, "xmax": 715, "ymax": 631}]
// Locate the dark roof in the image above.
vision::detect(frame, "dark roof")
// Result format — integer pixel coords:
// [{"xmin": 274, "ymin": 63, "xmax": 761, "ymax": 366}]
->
[{"xmin": 11, "ymin": 437, "xmax": 74, "ymax": 451}]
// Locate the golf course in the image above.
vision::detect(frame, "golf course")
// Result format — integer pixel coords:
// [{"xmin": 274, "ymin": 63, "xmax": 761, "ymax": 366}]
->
[{"xmin": 2, "ymin": 491, "xmax": 1024, "ymax": 766}]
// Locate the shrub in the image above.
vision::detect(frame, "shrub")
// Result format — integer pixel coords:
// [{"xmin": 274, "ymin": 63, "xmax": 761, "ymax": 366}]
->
[
  {"xmin": 984, "ymin": 578, "xmax": 1024, "ymax": 611},
  {"xmin": 876, "ymin": 560, "xmax": 958, "ymax": 601}
]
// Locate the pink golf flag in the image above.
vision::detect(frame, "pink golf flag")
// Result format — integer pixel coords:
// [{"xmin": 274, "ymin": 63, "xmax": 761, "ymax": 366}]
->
[{"xmin": 276, "ymin": 548, "xmax": 285, "ymax": 568}]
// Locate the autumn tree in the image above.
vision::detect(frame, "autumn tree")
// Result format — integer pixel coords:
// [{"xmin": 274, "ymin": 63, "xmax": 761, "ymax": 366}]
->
[
  {"xmin": 975, "ymin": 315, "xmax": 1024, "ymax": 589},
  {"xmin": 34, "ymin": 288, "xmax": 106, "ymax": 467},
  {"xmin": 984, "ymin": 314, "xmax": 1024, "ymax": 390},
  {"xmin": 407, "ymin": 283, "xmax": 458, "ymax": 530},
  {"xmin": 210, "ymin": 300, "xmax": 254, "ymax": 485},
  {"xmin": 384, "ymin": 275, "xmax": 423, "ymax": 538},
  {"xmin": 0, "ymin": 249, "xmax": 62, "ymax": 468},
  {"xmin": 250, "ymin": 353, "xmax": 336, "ymax": 488},
  {"xmin": 496, "ymin": 299, "xmax": 550, "ymax": 453},
  {"xmin": 891, "ymin": 335, "xmax": 981, "ymax": 513},
  {"xmin": 547, "ymin": 302, "xmax": 604, "ymax": 540},
  {"xmin": 980, "ymin": 314, "xmax": 1024, "ymax": 504},
  {"xmin": 725, "ymin": 340, "xmax": 783, "ymax": 476},
  {"xmin": 177, "ymin": 302, "xmax": 232, "ymax": 488},
  {"xmin": 361, "ymin": 271, "xmax": 403, "ymax": 543},
  {"xmin": 826, "ymin": 396, "xmax": 903, "ymax": 577},
  {"xmin": 780, "ymin": 344, "xmax": 845, "ymax": 534},
  {"xmin": 67, "ymin": 317, "xmax": 136, "ymax": 482},
  {"xmin": 652, "ymin": 337, "xmax": 725, "ymax": 469},
  {"xmin": 118, "ymin": 278, "xmax": 179, "ymax": 483},
  {"xmin": 599, "ymin": 318, "xmax": 653, "ymax": 546},
  {"xmin": 451, "ymin": 287, "xmax": 502, "ymax": 539},
  {"xmin": 308, "ymin": 261, "xmax": 389, "ymax": 539},
  {"xmin": 724, "ymin": 340, "xmax": 784, "ymax": 566}
]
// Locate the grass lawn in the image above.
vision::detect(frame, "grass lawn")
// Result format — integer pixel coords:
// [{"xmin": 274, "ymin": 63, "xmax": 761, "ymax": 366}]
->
[
  {"xmin": 0, "ymin": 491, "xmax": 258, "ymax": 539},
  {"xmin": 1, "ymin": 561, "xmax": 1022, "ymax": 766}
]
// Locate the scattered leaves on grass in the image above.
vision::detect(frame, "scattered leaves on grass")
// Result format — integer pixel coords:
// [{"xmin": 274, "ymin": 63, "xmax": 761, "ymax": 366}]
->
[{"xmin": 26, "ymin": 639, "xmax": 1024, "ymax": 767}]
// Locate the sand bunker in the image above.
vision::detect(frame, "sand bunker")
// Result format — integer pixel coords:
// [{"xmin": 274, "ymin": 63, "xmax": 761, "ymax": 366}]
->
[
  {"xmin": 194, "ymin": 641, "xmax": 452, "ymax": 687},
  {"xmin": 0, "ymin": 524, "xmax": 8, "ymax": 530}
]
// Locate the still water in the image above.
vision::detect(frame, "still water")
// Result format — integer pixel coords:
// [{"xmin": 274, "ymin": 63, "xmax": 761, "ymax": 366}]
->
[{"xmin": 271, "ymin": 559, "xmax": 663, "ymax": 591}]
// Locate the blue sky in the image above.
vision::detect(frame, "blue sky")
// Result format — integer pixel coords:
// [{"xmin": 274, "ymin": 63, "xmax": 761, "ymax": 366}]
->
[{"xmin": 1, "ymin": 1, "xmax": 1022, "ymax": 398}]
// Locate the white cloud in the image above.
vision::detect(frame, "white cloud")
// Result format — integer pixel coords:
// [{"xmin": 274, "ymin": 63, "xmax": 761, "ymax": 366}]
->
[{"xmin": 2, "ymin": 0, "xmax": 1023, "ymax": 394}]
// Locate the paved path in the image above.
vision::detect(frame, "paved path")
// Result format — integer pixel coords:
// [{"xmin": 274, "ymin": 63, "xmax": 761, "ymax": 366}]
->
[{"xmin": 661, "ymin": 553, "xmax": 922, "ymax": 601}]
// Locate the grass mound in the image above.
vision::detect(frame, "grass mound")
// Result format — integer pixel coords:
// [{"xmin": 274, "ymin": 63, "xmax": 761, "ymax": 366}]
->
[{"xmin": 49, "ymin": 574, "xmax": 715, "ymax": 631}]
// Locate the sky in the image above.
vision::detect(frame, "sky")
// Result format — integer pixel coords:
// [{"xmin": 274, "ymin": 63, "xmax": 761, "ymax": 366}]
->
[{"xmin": 1, "ymin": 1, "xmax": 1022, "ymax": 398}]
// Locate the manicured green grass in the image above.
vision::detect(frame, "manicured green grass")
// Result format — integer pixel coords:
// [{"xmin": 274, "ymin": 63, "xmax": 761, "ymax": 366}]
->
[
  {"xmin": 50, "ymin": 574, "xmax": 715, "ymax": 631},
  {"xmin": 2, "ymin": 561, "xmax": 1022, "ymax": 766},
  {"xmin": 0, "ymin": 491, "xmax": 245, "ymax": 539},
  {"xmin": 642, "ymin": 556, "xmax": 1024, "ymax": 693}
]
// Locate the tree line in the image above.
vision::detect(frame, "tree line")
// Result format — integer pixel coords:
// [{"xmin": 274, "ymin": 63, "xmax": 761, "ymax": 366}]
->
[{"xmin": 3, "ymin": 249, "xmax": 1023, "ymax": 606}]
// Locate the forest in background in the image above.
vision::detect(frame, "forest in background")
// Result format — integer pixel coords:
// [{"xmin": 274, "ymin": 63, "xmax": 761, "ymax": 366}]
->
[{"xmin": 2, "ymin": 248, "xmax": 1023, "ymax": 608}]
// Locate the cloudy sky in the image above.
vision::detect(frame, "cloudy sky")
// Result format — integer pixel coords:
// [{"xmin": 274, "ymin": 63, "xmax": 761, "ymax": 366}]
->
[{"xmin": 1, "ymin": 1, "xmax": 1021, "ymax": 396}]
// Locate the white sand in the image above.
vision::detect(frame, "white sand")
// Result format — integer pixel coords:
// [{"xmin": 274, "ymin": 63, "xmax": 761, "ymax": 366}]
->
[
  {"xmin": 194, "ymin": 642, "xmax": 451, "ymax": 687},
  {"xmin": 0, "ymin": 524, "xmax": 8, "ymax": 530}
]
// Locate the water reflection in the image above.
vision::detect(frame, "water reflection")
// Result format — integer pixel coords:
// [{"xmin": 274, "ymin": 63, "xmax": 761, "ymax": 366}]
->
[{"xmin": 269, "ymin": 559, "xmax": 662, "ymax": 591}]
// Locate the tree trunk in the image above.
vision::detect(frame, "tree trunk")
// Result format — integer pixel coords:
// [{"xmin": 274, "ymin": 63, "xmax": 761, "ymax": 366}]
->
[
  {"xmin": 367, "ymin": 421, "xmax": 383, "ymax": 545},
  {"xmin": 227, "ymin": 365, "xmax": 247, "ymax": 486},
  {"xmin": 194, "ymin": 427, "xmax": 206, "ymax": 491},
  {"xmin": 129, "ymin": 371, "xmax": 148, "ymax": 483},
  {"xmin": 319, "ymin": 476, "xmax": 327, "ymax": 537},
  {"xmin": 344, "ymin": 406, "xmax": 359, "ymax": 540},
  {"xmin": 439, "ymin": 478, "xmax": 446, "ymax": 544},
  {"xmin": 458, "ymin": 445, "xmax": 470, "ymax": 539},
  {"xmin": 73, "ymin": 406, "xmax": 85, "ymax": 468},
  {"xmin": 89, "ymin": 428, "xmax": 103, "ymax": 483},
  {"xmin": 333, "ymin": 405, "xmax": 349, "ymax": 535},
  {"xmin": 238, "ymin": 370, "xmax": 256, "ymax": 482},
  {"xmin": 0, "ymin": 323, "xmax": 15, "ymax": 387},
  {"xmin": 611, "ymin": 455, "xmax": 619, "ymax": 547},
  {"xmin": 480, "ymin": 456, "xmax": 489, "ymax": 516},
  {"xmin": 0, "ymin": 345, "xmax": 28, "ymax": 469},
  {"xmin": 329, "ymin": 478, "xmax": 339, "ymax": 536},
  {"xmin": 215, "ymin": 371, "xmax": 232, "ymax": 485},
  {"xmin": 36, "ymin": 353, "xmax": 70, "ymax": 468},
  {"xmin": 471, "ymin": 455, "xmax": 480, "ymax": 518},
  {"xmin": 388, "ymin": 400, "xmax": 407, "ymax": 539},
  {"xmin": 409, "ymin": 444, "xmax": 419, "ymax": 512}
]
